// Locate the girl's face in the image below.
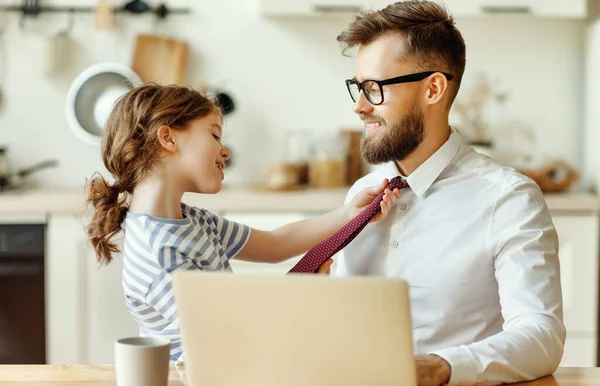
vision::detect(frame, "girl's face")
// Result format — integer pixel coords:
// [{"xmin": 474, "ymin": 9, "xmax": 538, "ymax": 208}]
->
[{"xmin": 172, "ymin": 112, "xmax": 230, "ymax": 194}]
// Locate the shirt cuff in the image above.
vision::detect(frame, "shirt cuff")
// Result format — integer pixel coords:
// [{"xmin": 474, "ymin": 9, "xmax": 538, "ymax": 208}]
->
[{"xmin": 428, "ymin": 346, "xmax": 481, "ymax": 385}]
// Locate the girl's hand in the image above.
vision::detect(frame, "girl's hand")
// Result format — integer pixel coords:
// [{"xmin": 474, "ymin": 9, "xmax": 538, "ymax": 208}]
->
[
  {"xmin": 317, "ymin": 258, "xmax": 333, "ymax": 275},
  {"xmin": 347, "ymin": 179, "xmax": 402, "ymax": 223}
]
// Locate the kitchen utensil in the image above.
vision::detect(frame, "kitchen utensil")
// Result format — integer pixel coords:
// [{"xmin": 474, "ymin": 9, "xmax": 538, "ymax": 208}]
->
[
  {"xmin": 197, "ymin": 81, "xmax": 236, "ymax": 115},
  {"xmin": 215, "ymin": 91, "xmax": 235, "ymax": 115},
  {"xmin": 66, "ymin": 62, "xmax": 141, "ymax": 145},
  {"xmin": 0, "ymin": 147, "xmax": 58, "ymax": 191},
  {"xmin": 95, "ymin": 0, "xmax": 113, "ymax": 30},
  {"xmin": 123, "ymin": 0, "xmax": 150, "ymax": 14},
  {"xmin": 2, "ymin": 160, "xmax": 59, "ymax": 191},
  {"xmin": 131, "ymin": 34, "xmax": 188, "ymax": 85}
]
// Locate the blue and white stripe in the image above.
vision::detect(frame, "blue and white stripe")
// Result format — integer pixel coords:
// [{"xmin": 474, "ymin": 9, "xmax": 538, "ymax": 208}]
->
[{"xmin": 121, "ymin": 203, "xmax": 251, "ymax": 363}]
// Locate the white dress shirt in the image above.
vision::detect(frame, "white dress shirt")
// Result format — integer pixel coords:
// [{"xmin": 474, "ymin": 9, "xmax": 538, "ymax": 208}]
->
[{"xmin": 335, "ymin": 129, "xmax": 566, "ymax": 385}]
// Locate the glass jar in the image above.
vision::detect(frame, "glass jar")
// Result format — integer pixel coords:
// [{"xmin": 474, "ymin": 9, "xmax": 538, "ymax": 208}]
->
[
  {"xmin": 286, "ymin": 131, "xmax": 312, "ymax": 185},
  {"xmin": 308, "ymin": 135, "xmax": 347, "ymax": 188}
]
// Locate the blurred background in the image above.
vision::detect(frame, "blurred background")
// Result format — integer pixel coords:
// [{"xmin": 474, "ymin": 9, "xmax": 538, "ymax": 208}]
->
[{"xmin": 0, "ymin": 0, "xmax": 598, "ymax": 373}]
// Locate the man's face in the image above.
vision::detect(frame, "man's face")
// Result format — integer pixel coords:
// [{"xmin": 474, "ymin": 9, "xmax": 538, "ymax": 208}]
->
[{"xmin": 351, "ymin": 34, "xmax": 426, "ymax": 164}]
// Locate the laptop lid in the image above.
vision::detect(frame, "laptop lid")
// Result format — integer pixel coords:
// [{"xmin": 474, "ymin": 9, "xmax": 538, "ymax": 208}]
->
[{"xmin": 173, "ymin": 272, "xmax": 416, "ymax": 386}]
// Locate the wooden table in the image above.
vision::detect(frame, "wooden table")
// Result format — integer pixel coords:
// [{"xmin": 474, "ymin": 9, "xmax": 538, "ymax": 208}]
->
[{"xmin": 0, "ymin": 365, "xmax": 597, "ymax": 385}]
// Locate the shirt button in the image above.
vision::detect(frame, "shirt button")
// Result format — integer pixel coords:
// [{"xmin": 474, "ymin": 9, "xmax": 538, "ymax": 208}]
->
[
  {"xmin": 399, "ymin": 203, "xmax": 407, "ymax": 210},
  {"xmin": 390, "ymin": 240, "xmax": 399, "ymax": 248}
]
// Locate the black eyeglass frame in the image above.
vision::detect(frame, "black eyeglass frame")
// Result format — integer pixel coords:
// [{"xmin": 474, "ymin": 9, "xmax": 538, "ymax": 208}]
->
[{"xmin": 345, "ymin": 71, "xmax": 454, "ymax": 105}]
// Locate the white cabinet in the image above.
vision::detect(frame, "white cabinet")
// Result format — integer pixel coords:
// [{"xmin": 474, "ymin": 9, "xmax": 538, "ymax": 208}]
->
[
  {"xmin": 552, "ymin": 214, "xmax": 599, "ymax": 367},
  {"xmin": 45, "ymin": 211, "xmax": 320, "ymax": 364},
  {"xmin": 45, "ymin": 207, "xmax": 599, "ymax": 367},
  {"xmin": 260, "ymin": 0, "xmax": 391, "ymax": 16},
  {"xmin": 46, "ymin": 215, "xmax": 138, "ymax": 365},
  {"xmin": 445, "ymin": 0, "xmax": 587, "ymax": 18},
  {"xmin": 46, "ymin": 215, "xmax": 85, "ymax": 364},
  {"xmin": 84, "ymin": 235, "xmax": 139, "ymax": 365},
  {"xmin": 223, "ymin": 212, "xmax": 313, "ymax": 275},
  {"xmin": 260, "ymin": 0, "xmax": 587, "ymax": 18},
  {"xmin": 562, "ymin": 336, "xmax": 598, "ymax": 367}
]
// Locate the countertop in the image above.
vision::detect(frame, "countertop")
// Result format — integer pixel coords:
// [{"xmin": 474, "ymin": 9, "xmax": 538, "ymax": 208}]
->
[
  {"xmin": 0, "ymin": 365, "xmax": 597, "ymax": 385},
  {"xmin": 0, "ymin": 187, "xmax": 597, "ymax": 217}
]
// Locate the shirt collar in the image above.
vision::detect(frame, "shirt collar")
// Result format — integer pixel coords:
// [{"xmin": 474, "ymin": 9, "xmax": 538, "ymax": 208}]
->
[{"xmin": 381, "ymin": 128, "xmax": 462, "ymax": 198}]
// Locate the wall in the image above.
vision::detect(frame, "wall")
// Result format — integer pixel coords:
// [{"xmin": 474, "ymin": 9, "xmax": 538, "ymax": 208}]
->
[{"xmin": 0, "ymin": 0, "xmax": 586, "ymax": 189}]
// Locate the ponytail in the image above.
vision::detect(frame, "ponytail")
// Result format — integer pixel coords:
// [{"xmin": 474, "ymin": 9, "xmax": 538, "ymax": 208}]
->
[{"xmin": 85, "ymin": 173, "xmax": 128, "ymax": 265}]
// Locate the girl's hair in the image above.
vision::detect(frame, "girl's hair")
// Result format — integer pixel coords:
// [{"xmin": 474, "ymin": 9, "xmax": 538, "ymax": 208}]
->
[{"xmin": 85, "ymin": 83, "xmax": 220, "ymax": 265}]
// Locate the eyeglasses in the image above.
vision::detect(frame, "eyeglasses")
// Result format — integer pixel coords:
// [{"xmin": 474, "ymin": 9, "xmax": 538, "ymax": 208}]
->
[{"xmin": 345, "ymin": 71, "xmax": 454, "ymax": 105}]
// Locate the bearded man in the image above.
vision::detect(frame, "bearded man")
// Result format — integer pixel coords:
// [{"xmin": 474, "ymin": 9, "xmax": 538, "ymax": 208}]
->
[{"xmin": 334, "ymin": 2, "xmax": 565, "ymax": 386}]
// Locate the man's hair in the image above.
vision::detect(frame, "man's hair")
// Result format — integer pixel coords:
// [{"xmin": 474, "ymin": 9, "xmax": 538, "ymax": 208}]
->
[{"xmin": 337, "ymin": 1, "xmax": 466, "ymax": 106}]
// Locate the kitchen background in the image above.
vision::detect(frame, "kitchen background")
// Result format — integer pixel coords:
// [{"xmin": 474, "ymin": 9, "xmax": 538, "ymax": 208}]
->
[
  {"xmin": 0, "ymin": 0, "xmax": 598, "ymax": 373},
  {"xmin": 0, "ymin": 0, "xmax": 590, "ymax": 190}
]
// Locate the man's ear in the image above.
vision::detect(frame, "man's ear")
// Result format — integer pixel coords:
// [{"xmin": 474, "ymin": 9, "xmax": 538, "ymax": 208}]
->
[
  {"xmin": 424, "ymin": 73, "xmax": 450, "ymax": 106},
  {"xmin": 157, "ymin": 125, "xmax": 177, "ymax": 152}
]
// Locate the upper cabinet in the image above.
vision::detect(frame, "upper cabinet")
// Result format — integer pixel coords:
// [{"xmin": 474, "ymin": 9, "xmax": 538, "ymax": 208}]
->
[
  {"xmin": 445, "ymin": 0, "xmax": 587, "ymax": 18},
  {"xmin": 259, "ymin": 0, "xmax": 588, "ymax": 18},
  {"xmin": 259, "ymin": 0, "xmax": 382, "ymax": 16}
]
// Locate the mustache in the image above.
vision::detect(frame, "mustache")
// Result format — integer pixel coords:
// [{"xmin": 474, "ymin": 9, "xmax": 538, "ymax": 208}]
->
[{"xmin": 360, "ymin": 114, "xmax": 385, "ymax": 123}]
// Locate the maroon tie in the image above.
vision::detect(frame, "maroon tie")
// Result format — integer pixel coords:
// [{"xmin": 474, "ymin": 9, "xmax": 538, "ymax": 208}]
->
[{"xmin": 288, "ymin": 177, "xmax": 409, "ymax": 274}]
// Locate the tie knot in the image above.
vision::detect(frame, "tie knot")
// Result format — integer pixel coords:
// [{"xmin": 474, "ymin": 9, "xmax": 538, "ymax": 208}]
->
[{"xmin": 389, "ymin": 176, "xmax": 409, "ymax": 190}]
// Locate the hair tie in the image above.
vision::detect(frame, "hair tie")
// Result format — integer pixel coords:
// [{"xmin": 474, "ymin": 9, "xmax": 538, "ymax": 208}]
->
[{"xmin": 113, "ymin": 180, "xmax": 126, "ymax": 193}]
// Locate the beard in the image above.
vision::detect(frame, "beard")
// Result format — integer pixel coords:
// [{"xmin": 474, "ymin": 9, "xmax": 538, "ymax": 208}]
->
[{"xmin": 360, "ymin": 103, "xmax": 425, "ymax": 164}]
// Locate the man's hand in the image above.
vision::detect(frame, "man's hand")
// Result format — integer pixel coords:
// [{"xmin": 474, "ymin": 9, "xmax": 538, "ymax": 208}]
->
[
  {"xmin": 347, "ymin": 178, "xmax": 402, "ymax": 223},
  {"xmin": 415, "ymin": 355, "xmax": 451, "ymax": 386},
  {"xmin": 316, "ymin": 258, "xmax": 333, "ymax": 275}
]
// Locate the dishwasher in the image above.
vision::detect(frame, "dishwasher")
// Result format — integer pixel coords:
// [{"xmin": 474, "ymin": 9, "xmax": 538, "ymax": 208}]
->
[{"xmin": 0, "ymin": 223, "xmax": 46, "ymax": 364}]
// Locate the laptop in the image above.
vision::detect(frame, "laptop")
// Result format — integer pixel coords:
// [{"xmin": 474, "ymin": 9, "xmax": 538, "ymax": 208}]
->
[{"xmin": 172, "ymin": 272, "xmax": 416, "ymax": 386}]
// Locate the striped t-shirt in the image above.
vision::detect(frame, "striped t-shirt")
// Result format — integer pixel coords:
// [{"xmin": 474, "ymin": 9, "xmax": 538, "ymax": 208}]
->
[{"xmin": 121, "ymin": 202, "xmax": 251, "ymax": 363}]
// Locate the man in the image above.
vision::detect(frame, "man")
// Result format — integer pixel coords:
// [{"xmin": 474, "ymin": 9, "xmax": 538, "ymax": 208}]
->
[{"xmin": 334, "ymin": 1, "xmax": 565, "ymax": 385}]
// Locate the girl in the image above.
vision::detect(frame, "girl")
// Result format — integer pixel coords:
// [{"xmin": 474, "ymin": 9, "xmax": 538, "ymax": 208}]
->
[{"xmin": 85, "ymin": 83, "xmax": 401, "ymax": 364}]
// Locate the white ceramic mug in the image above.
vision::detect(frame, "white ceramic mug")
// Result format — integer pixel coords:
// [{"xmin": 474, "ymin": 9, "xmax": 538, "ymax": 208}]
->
[{"xmin": 114, "ymin": 337, "xmax": 171, "ymax": 386}]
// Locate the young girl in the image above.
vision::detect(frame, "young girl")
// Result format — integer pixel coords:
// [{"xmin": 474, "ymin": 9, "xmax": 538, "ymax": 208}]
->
[{"xmin": 85, "ymin": 83, "xmax": 401, "ymax": 364}]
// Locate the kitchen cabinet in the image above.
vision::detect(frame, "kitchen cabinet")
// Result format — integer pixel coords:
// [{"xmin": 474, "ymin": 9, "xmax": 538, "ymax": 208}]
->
[
  {"xmin": 563, "ymin": 337, "xmax": 598, "ymax": 367},
  {"xmin": 259, "ymin": 0, "xmax": 587, "ymax": 18},
  {"xmin": 83, "ymin": 235, "xmax": 139, "ymax": 365},
  {"xmin": 551, "ymin": 213, "xmax": 599, "ymax": 367},
  {"xmin": 259, "ymin": 0, "xmax": 383, "ymax": 16},
  {"xmin": 44, "ymin": 205, "xmax": 600, "ymax": 367},
  {"xmin": 45, "ymin": 212, "xmax": 321, "ymax": 364},
  {"xmin": 46, "ymin": 215, "xmax": 86, "ymax": 365},
  {"xmin": 445, "ymin": 0, "xmax": 587, "ymax": 18},
  {"xmin": 46, "ymin": 215, "xmax": 138, "ymax": 365}
]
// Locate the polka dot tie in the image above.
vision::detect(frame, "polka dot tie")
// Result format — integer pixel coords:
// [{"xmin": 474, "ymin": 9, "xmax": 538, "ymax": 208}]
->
[{"xmin": 288, "ymin": 177, "xmax": 410, "ymax": 274}]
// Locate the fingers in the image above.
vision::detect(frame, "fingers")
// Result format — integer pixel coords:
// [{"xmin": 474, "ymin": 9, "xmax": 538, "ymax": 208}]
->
[
  {"xmin": 380, "ymin": 187, "xmax": 402, "ymax": 215},
  {"xmin": 317, "ymin": 258, "xmax": 334, "ymax": 275},
  {"xmin": 369, "ymin": 178, "xmax": 389, "ymax": 196}
]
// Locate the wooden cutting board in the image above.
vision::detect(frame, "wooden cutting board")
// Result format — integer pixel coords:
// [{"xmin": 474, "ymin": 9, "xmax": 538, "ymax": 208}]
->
[{"xmin": 131, "ymin": 34, "xmax": 189, "ymax": 85}]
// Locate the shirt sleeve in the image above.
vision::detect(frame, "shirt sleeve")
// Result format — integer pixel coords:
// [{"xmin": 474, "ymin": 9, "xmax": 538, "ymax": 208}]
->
[
  {"xmin": 208, "ymin": 211, "xmax": 251, "ymax": 259},
  {"xmin": 429, "ymin": 180, "xmax": 566, "ymax": 385}
]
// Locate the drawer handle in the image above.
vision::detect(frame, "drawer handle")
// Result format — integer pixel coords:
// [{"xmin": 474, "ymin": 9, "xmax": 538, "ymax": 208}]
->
[
  {"xmin": 0, "ymin": 263, "xmax": 42, "ymax": 276},
  {"xmin": 313, "ymin": 4, "xmax": 362, "ymax": 13},
  {"xmin": 481, "ymin": 5, "xmax": 531, "ymax": 14}
]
